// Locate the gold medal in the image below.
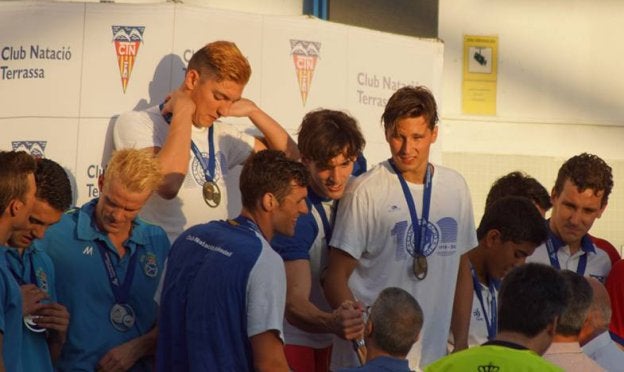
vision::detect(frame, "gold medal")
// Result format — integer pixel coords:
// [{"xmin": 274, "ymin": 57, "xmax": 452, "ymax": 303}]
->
[
  {"xmin": 202, "ymin": 181, "xmax": 221, "ymax": 208},
  {"xmin": 413, "ymin": 254, "xmax": 428, "ymax": 280}
]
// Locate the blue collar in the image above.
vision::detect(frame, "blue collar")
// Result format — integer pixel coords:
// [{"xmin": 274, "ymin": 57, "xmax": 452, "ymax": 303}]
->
[
  {"xmin": 307, "ymin": 186, "xmax": 331, "ymax": 204},
  {"xmin": 365, "ymin": 355, "xmax": 411, "ymax": 371},
  {"xmin": 546, "ymin": 219, "xmax": 596, "ymax": 254},
  {"xmin": 75, "ymin": 199, "xmax": 148, "ymax": 254}
]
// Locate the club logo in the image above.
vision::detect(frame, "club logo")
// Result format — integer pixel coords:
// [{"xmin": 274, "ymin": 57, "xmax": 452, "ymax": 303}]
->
[
  {"xmin": 112, "ymin": 26, "xmax": 145, "ymax": 93},
  {"xmin": 142, "ymin": 252, "xmax": 158, "ymax": 278},
  {"xmin": 290, "ymin": 39, "xmax": 321, "ymax": 105},
  {"xmin": 12, "ymin": 141, "xmax": 47, "ymax": 158}
]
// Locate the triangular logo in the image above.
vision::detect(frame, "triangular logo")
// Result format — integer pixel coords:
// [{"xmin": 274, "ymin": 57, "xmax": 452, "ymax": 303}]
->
[
  {"xmin": 290, "ymin": 40, "xmax": 321, "ymax": 106},
  {"xmin": 112, "ymin": 26, "xmax": 145, "ymax": 93}
]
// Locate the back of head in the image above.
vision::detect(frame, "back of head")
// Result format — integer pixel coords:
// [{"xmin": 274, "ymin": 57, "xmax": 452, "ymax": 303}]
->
[
  {"xmin": 557, "ymin": 271, "xmax": 593, "ymax": 337},
  {"xmin": 485, "ymin": 171, "xmax": 551, "ymax": 213},
  {"xmin": 476, "ymin": 196, "xmax": 548, "ymax": 246},
  {"xmin": 498, "ymin": 263, "xmax": 568, "ymax": 338},
  {"xmin": 381, "ymin": 86, "xmax": 439, "ymax": 132},
  {"xmin": 239, "ymin": 150, "xmax": 308, "ymax": 211},
  {"xmin": 0, "ymin": 151, "xmax": 36, "ymax": 212},
  {"xmin": 586, "ymin": 277, "xmax": 611, "ymax": 332},
  {"xmin": 188, "ymin": 40, "xmax": 251, "ymax": 85},
  {"xmin": 103, "ymin": 149, "xmax": 162, "ymax": 194},
  {"xmin": 297, "ymin": 109, "xmax": 365, "ymax": 166},
  {"xmin": 35, "ymin": 158, "xmax": 72, "ymax": 212},
  {"xmin": 553, "ymin": 153, "xmax": 613, "ymax": 207},
  {"xmin": 369, "ymin": 287, "xmax": 423, "ymax": 357}
]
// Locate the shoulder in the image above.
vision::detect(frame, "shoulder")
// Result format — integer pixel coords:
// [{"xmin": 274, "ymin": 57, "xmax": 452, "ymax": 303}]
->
[
  {"xmin": 115, "ymin": 106, "xmax": 161, "ymax": 126},
  {"xmin": 346, "ymin": 161, "xmax": 394, "ymax": 194}
]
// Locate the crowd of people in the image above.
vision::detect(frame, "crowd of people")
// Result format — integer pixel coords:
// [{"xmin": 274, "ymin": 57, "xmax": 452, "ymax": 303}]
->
[{"xmin": 0, "ymin": 39, "xmax": 623, "ymax": 372}]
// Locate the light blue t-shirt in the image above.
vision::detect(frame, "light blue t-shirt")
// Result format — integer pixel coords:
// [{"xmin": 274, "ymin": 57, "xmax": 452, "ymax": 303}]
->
[
  {"xmin": 0, "ymin": 248, "xmax": 23, "ymax": 372},
  {"xmin": 5, "ymin": 245, "xmax": 57, "ymax": 372},
  {"xmin": 35, "ymin": 199, "xmax": 169, "ymax": 372}
]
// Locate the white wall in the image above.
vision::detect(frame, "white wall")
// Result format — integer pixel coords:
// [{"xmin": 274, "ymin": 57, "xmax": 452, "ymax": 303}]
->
[{"xmin": 439, "ymin": 0, "xmax": 624, "ymax": 251}]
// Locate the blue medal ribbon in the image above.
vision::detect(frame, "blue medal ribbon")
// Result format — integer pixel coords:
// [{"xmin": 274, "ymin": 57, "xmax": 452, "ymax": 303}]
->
[
  {"xmin": 388, "ymin": 159, "xmax": 433, "ymax": 259},
  {"xmin": 160, "ymin": 102, "xmax": 216, "ymax": 184},
  {"xmin": 7, "ymin": 251, "xmax": 38, "ymax": 286},
  {"xmin": 230, "ymin": 215, "xmax": 262, "ymax": 235},
  {"xmin": 307, "ymin": 187, "xmax": 337, "ymax": 247},
  {"xmin": 470, "ymin": 263, "xmax": 498, "ymax": 340},
  {"xmin": 545, "ymin": 221, "xmax": 593, "ymax": 275},
  {"xmin": 94, "ymin": 240, "xmax": 138, "ymax": 305}
]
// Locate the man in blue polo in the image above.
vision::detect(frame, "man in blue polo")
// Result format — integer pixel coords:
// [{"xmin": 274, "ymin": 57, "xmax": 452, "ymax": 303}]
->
[
  {"xmin": 157, "ymin": 150, "xmax": 309, "ymax": 371},
  {"xmin": 271, "ymin": 109, "xmax": 366, "ymax": 372},
  {"xmin": 0, "ymin": 150, "xmax": 37, "ymax": 372},
  {"xmin": 35, "ymin": 149, "xmax": 169, "ymax": 371},
  {"xmin": 6, "ymin": 158, "xmax": 72, "ymax": 371}
]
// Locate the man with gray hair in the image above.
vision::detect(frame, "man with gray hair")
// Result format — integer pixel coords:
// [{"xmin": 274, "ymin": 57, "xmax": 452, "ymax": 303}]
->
[
  {"xmin": 543, "ymin": 270, "xmax": 603, "ymax": 371},
  {"xmin": 580, "ymin": 277, "xmax": 624, "ymax": 370},
  {"xmin": 339, "ymin": 287, "xmax": 423, "ymax": 372}
]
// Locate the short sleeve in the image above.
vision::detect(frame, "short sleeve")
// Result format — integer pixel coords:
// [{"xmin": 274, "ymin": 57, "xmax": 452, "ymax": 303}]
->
[{"xmin": 246, "ymin": 248, "xmax": 286, "ymax": 340}]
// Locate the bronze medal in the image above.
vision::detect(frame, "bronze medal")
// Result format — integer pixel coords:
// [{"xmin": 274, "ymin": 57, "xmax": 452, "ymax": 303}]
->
[
  {"xmin": 202, "ymin": 181, "xmax": 221, "ymax": 208},
  {"xmin": 413, "ymin": 254, "xmax": 428, "ymax": 280}
]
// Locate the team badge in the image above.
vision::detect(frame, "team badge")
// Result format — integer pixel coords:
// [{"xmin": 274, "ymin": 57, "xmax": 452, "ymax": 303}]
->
[
  {"xmin": 290, "ymin": 39, "xmax": 321, "ymax": 105},
  {"xmin": 36, "ymin": 268, "xmax": 49, "ymax": 292},
  {"xmin": 143, "ymin": 252, "xmax": 158, "ymax": 278},
  {"xmin": 111, "ymin": 26, "xmax": 145, "ymax": 93},
  {"xmin": 11, "ymin": 141, "xmax": 47, "ymax": 158}
]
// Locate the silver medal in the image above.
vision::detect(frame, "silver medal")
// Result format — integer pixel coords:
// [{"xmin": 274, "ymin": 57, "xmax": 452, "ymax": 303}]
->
[
  {"xmin": 24, "ymin": 315, "xmax": 46, "ymax": 333},
  {"xmin": 109, "ymin": 303, "xmax": 136, "ymax": 332}
]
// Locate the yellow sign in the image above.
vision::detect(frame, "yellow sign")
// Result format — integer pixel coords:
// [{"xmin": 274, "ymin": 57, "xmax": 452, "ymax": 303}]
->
[{"xmin": 462, "ymin": 35, "xmax": 498, "ymax": 115}]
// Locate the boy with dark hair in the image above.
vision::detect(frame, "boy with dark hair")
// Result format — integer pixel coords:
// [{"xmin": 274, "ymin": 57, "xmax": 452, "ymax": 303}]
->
[
  {"xmin": 6, "ymin": 158, "xmax": 72, "ymax": 371},
  {"xmin": 451, "ymin": 196, "xmax": 548, "ymax": 350},
  {"xmin": 527, "ymin": 153, "xmax": 614, "ymax": 282},
  {"xmin": 485, "ymin": 171, "xmax": 552, "ymax": 216},
  {"xmin": 157, "ymin": 150, "xmax": 309, "ymax": 371},
  {"xmin": 324, "ymin": 86, "xmax": 477, "ymax": 369},
  {"xmin": 272, "ymin": 109, "xmax": 366, "ymax": 372},
  {"xmin": 427, "ymin": 263, "xmax": 568, "ymax": 371},
  {"xmin": 0, "ymin": 150, "xmax": 37, "ymax": 372}
]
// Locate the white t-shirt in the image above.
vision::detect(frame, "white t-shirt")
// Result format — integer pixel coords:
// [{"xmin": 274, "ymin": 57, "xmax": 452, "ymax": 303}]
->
[
  {"xmin": 113, "ymin": 105, "xmax": 255, "ymax": 242},
  {"xmin": 448, "ymin": 281, "xmax": 498, "ymax": 350},
  {"xmin": 527, "ymin": 240, "xmax": 611, "ymax": 283},
  {"xmin": 329, "ymin": 161, "xmax": 478, "ymax": 370}
]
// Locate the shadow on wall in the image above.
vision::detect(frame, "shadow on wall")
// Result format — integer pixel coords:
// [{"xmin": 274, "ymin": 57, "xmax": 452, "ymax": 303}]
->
[{"xmin": 134, "ymin": 53, "xmax": 186, "ymax": 111}]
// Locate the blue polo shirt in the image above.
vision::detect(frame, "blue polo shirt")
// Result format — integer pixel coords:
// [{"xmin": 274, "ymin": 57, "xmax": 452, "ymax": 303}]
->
[
  {"xmin": 5, "ymin": 245, "xmax": 57, "ymax": 372},
  {"xmin": 0, "ymin": 248, "xmax": 23, "ymax": 372},
  {"xmin": 35, "ymin": 199, "xmax": 169, "ymax": 372},
  {"xmin": 339, "ymin": 355, "xmax": 411, "ymax": 372},
  {"xmin": 157, "ymin": 216, "xmax": 286, "ymax": 371}
]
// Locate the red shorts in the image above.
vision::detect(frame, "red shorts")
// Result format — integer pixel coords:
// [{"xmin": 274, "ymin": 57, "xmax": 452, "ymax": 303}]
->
[{"xmin": 284, "ymin": 344, "xmax": 332, "ymax": 372}]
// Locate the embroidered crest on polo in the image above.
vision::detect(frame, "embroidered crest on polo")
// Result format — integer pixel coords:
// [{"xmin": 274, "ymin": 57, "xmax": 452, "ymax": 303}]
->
[{"xmin": 143, "ymin": 252, "xmax": 158, "ymax": 278}]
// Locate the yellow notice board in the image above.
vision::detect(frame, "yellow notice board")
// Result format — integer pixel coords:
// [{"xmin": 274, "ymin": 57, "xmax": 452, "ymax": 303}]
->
[{"xmin": 462, "ymin": 35, "xmax": 498, "ymax": 115}]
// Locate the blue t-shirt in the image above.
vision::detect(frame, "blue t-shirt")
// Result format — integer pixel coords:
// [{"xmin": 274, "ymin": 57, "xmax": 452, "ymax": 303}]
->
[
  {"xmin": 157, "ymin": 216, "xmax": 286, "ymax": 371},
  {"xmin": 0, "ymin": 248, "xmax": 23, "ymax": 372},
  {"xmin": 339, "ymin": 355, "xmax": 411, "ymax": 372},
  {"xmin": 35, "ymin": 199, "xmax": 169, "ymax": 372},
  {"xmin": 5, "ymin": 245, "xmax": 57, "ymax": 372}
]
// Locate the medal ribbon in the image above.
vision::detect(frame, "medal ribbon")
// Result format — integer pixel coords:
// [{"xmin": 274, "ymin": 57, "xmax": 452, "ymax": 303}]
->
[
  {"xmin": 545, "ymin": 222, "xmax": 591, "ymax": 275},
  {"xmin": 388, "ymin": 159, "xmax": 433, "ymax": 258},
  {"xmin": 308, "ymin": 188, "xmax": 337, "ymax": 247},
  {"xmin": 160, "ymin": 102, "xmax": 216, "ymax": 183},
  {"xmin": 94, "ymin": 240, "xmax": 138, "ymax": 305},
  {"xmin": 231, "ymin": 215, "xmax": 262, "ymax": 235},
  {"xmin": 7, "ymin": 253, "xmax": 38, "ymax": 286},
  {"xmin": 470, "ymin": 264, "xmax": 498, "ymax": 340}
]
